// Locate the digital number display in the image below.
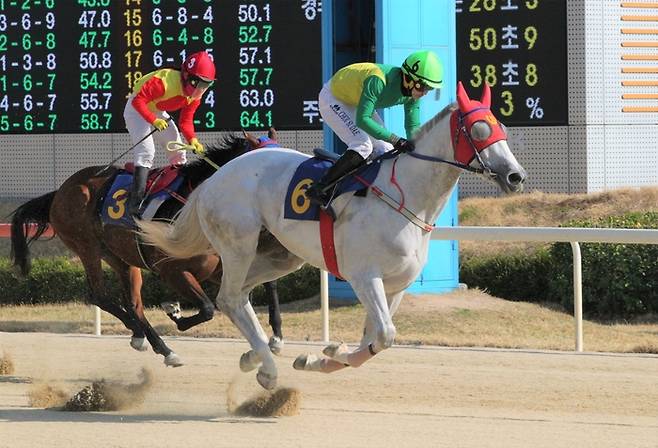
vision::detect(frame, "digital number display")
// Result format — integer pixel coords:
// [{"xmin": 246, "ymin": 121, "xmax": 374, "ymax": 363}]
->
[
  {"xmin": 0, "ymin": 0, "xmax": 322, "ymax": 134},
  {"xmin": 456, "ymin": 0, "xmax": 568, "ymax": 126}
]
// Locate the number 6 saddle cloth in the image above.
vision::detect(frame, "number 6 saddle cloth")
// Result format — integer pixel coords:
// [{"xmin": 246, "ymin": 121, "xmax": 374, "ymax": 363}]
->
[{"xmin": 284, "ymin": 150, "xmax": 381, "ymax": 222}]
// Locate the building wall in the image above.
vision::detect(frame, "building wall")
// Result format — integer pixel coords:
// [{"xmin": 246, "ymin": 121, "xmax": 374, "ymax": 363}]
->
[{"xmin": 0, "ymin": 130, "xmax": 323, "ymax": 199}]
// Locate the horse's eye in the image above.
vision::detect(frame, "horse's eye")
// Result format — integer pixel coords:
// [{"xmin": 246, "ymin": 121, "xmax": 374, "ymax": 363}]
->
[{"xmin": 470, "ymin": 120, "xmax": 492, "ymax": 141}]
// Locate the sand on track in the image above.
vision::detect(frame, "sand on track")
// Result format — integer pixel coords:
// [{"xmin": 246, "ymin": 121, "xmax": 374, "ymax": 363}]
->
[{"xmin": 0, "ymin": 331, "xmax": 656, "ymax": 448}]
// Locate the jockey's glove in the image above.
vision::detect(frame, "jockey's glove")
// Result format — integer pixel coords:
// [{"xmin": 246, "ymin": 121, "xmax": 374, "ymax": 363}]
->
[
  {"xmin": 153, "ymin": 118, "xmax": 169, "ymax": 131},
  {"xmin": 190, "ymin": 138, "xmax": 205, "ymax": 155},
  {"xmin": 393, "ymin": 137, "xmax": 415, "ymax": 153}
]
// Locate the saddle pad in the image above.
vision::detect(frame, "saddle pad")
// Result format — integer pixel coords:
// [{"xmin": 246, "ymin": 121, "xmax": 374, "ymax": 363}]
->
[
  {"xmin": 101, "ymin": 172, "xmax": 184, "ymax": 227},
  {"xmin": 284, "ymin": 156, "xmax": 381, "ymax": 221}
]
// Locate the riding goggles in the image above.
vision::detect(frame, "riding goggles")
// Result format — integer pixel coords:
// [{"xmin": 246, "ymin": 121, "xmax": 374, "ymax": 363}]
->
[
  {"xmin": 187, "ymin": 74, "xmax": 214, "ymax": 89},
  {"xmin": 413, "ymin": 80, "xmax": 433, "ymax": 92}
]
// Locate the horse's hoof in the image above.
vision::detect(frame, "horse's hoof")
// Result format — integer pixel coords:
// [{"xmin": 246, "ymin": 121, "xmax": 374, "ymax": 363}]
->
[
  {"xmin": 293, "ymin": 353, "xmax": 321, "ymax": 372},
  {"xmin": 164, "ymin": 353, "xmax": 184, "ymax": 367},
  {"xmin": 239, "ymin": 350, "xmax": 261, "ymax": 372},
  {"xmin": 161, "ymin": 301, "xmax": 182, "ymax": 320},
  {"xmin": 256, "ymin": 370, "xmax": 277, "ymax": 390},
  {"xmin": 130, "ymin": 337, "xmax": 148, "ymax": 352},
  {"xmin": 269, "ymin": 336, "xmax": 284, "ymax": 355},
  {"xmin": 322, "ymin": 342, "xmax": 350, "ymax": 364}
]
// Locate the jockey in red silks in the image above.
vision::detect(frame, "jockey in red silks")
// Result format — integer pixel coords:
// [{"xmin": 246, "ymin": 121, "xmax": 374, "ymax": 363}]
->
[{"xmin": 123, "ymin": 50, "xmax": 216, "ymax": 216}]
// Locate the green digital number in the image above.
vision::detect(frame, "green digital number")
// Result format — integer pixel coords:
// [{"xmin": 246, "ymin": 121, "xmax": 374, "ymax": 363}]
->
[
  {"xmin": 22, "ymin": 34, "xmax": 31, "ymax": 50},
  {"xmin": 263, "ymin": 67, "xmax": 273, "ymax": 85},
  {"xmin": 46, "ymin": 33, "xmax": 55, "ymax": 49},
  {"xmin": 152, "ymin": 29, "xmax": 162, "ymax": 46},
  {"xmin": 81, "ymin": 113, "xmax": 110, "ymax": 131},
  {"xmin": 47, "ymin": 73, "xmax": 56, "ymax": 90},
  {"xmin": 23, "ymin": 73, "xmax": 32, "ymax": 91},
  {"xmin": 204, "ymin": 111, "xmax": 215, "ymax": 128},
  {"xmin": 203, "ymin": 27, "xmax": 213, "ymax": 44},
  {"xmin": 177, "ymin": 28, "xmax": 188, "ymax": 45},
  {"xmin": 240, "ymin": 110, "xmax": 264, "ymax": 128}
]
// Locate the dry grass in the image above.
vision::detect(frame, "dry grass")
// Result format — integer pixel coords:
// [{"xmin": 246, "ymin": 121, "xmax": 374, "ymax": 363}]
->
[
  {"xmin": 458, "ymin": 186, "xmax": 658, "ymax": 258},
  {"xmin": 1, "ymin": 291, "xmax": 656, "ymax": 354},
  {"xmin": 0, "ymin": 351, "xmax": 15, "ymax": 375}
]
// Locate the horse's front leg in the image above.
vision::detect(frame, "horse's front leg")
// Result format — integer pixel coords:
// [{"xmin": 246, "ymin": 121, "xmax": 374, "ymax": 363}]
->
[
  {"xmin": 294, "ymin": 288, "xmax": 403, "ymax": 373},
  {"xmin": 106, "ymin": 257, "xmax": 183, "ymax": 367}
]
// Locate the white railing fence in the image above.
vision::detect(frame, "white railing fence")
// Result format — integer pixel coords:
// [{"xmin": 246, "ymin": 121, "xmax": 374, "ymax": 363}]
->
[{"xmin": 319, "ymin": 226, "xmax": 658, "ymax": 352}]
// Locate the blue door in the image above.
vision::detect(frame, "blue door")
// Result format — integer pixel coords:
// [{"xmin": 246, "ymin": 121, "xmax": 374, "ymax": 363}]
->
[{"xmin": 325, "ymin": 0, "xmax": 459, "ymax": 299}]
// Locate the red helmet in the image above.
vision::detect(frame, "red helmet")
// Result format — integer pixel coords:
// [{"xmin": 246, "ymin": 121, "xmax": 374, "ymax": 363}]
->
[{"xmin": 182, "ymin": 51, "xmax": 216, "ymax": 81}]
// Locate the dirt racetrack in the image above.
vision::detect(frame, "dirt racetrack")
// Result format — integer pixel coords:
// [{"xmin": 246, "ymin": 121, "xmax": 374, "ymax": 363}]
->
[{"xmin": 0, "ymin": 331, "xmax": 656, "ymax": 448}]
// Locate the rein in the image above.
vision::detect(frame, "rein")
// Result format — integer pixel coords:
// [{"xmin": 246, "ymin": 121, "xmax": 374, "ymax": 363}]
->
[
  {"xmin": 356, "ymin": 109, "xmax": 497, "ymax": 232},
  {"xmin": 166, "ymin": 141, "xmax": 220, "ymax": 170},
  {"xmin": 354, "ymin": 171, "xmax": 434, "ymax": 232}
]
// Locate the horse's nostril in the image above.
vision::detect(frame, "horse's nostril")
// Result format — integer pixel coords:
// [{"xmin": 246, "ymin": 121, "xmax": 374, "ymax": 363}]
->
[{"xmin": 508, "ymin": 172, "xmax": 524, "ymax": 185}]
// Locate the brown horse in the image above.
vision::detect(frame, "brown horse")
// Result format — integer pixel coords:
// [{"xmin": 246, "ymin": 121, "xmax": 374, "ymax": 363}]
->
[{"xmin": 10, "ymin": 130, "xmax": 284, "ymax": 366}]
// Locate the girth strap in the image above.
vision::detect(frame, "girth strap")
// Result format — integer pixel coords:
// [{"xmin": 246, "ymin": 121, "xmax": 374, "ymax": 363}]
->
[{"xmin": 319, "ymin": 209, "xmax": 343, "ymax": 279}]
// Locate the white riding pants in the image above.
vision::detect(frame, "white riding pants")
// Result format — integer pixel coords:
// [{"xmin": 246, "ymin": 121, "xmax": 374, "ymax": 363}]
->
[
  {"xmin": 123, "ymin": 95, "xmax": 187, "ymax": 168},
  {"xmin": 318, "ymin": 82, "xmax": 394, "ymax": 158}
]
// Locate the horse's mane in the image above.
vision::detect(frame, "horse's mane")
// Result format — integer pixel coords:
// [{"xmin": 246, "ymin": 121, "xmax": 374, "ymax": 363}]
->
[
  {"xmin": 179, "ymin": 134, "xmax": 249, "ymax": 186},
  {"xmin": 413, "ymin": 102, "xmax": 457, "ymax": 141}
]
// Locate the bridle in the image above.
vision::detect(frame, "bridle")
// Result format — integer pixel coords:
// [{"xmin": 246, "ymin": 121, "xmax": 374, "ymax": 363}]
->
[{"xmin": 355, "ymin": 105, "xmax": 505, "ymax": 232}]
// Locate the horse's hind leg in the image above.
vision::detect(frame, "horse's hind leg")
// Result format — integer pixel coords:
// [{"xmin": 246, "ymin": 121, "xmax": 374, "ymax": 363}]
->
[
  {"xmin": 211, "ymin": 231, "xmax": 279, "ymax": 389},
  {"xmin": 264, "ymin": 281, "xmax": 283, "ymax": 354},
  {"xmin": 158, "ymin": 262, "xmax": 215, "ymax": 332},
  {"xmin": 104, "ymin": 256, "xmax": 183, "ymax": 367},
  {"xmin": 237, "ymin": 252, "xmax": 305, "ymax": 369}
]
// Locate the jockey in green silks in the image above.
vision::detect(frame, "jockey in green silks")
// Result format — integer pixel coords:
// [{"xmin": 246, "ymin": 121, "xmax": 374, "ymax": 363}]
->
[{"xmin": 305, "ymin": 50, "xmax": 444, "ymax": 206}]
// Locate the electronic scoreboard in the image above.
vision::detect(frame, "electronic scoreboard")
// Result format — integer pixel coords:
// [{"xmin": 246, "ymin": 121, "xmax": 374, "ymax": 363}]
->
[
  {"xmin": 0, "ymin": 0, "xmax": 322, "ymax": 134},
  {"xmin": 457, "ymin": 0, "xmax": 568, "ymax": 126}
]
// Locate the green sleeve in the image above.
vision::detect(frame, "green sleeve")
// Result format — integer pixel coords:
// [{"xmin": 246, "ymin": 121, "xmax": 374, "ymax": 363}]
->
[
  {"xmin": 355, "ymin": 76, "xmax": 393, "ymax": 142},
  {"xmin": 404, "ymin": 100, "xmax": 421, "ymax": 139}
]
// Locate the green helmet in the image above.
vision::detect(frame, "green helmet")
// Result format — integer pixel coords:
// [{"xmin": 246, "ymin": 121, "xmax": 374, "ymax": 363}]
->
[{"xmin": 401, "ymin": 50, "xmax": 443, "ymax": 89}]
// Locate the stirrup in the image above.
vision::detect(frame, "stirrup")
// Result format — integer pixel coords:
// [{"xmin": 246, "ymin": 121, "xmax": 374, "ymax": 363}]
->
[{"xmin": 305, "ymin": 183, "xmax": 329, "ymax": 206}]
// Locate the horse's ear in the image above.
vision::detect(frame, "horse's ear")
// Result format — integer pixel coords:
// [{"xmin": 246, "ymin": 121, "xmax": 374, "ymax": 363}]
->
[
  {"xmin": 268, "ymin": 127, "xmax": 278, "ymax": 141},
  {"xmin": 480, "ymin": 83, "xmax": 491, "ymax": 108},
  {"xmin": 457, "ymin": 81, "xmax": 470, "ymax": 111},
  {"xmin": 242, "ymin": 129, "xmax": 260, "ymax": 148}
]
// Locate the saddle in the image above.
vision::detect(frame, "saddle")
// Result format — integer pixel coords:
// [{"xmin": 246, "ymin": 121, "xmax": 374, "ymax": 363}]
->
[{"xmin": 123, "ymin": 163, "xmax": 181, "ymax": 196}]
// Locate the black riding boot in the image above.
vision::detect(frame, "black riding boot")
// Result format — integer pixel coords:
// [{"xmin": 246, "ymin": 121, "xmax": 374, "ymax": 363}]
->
[
  {"xmin": 128, "ymin": 166, "xmax": 148, "ymax": 217},
  {"xmin": 305, "ymin": 150, "xmax": 366, "ymax": 206}
]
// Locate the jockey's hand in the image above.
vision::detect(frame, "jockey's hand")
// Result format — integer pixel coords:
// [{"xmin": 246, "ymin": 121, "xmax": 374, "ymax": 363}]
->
[
  {"xmin": 153, "ymin": 118, "xmax": 169, "ymax": 131},
  {"xmin": 190, "ymin": 138, "xmax": 205, "ymax": 155},
  {"xmin": 393, "ymin": 137, "xmax": 415, "ymax": 153}
]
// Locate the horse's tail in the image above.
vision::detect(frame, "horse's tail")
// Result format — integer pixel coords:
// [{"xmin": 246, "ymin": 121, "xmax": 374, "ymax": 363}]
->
[
  {"xmin": 10, "ymin": 190, "xmax": 57, "ymax": 276},
  {"xmin": 137, "ymin": 187, "xmax": 212, "ymax": 259}
]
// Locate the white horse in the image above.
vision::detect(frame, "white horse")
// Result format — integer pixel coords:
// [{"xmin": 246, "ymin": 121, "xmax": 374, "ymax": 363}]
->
[{"xmin": 138, "ymin": 83, "xmax": 526, "ymax": 390}]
